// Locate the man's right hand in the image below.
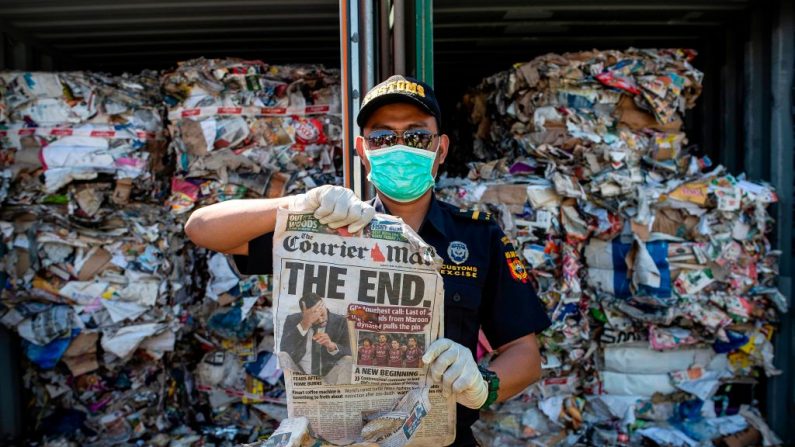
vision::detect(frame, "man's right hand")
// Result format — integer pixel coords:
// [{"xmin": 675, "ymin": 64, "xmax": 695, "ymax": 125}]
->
[
  {"xmin": 300, "ymin": 304, "xmax": 322, "ymax": 331},
  {"xmin": 312, "ymin": 332, "xmax": 337, "ymax": 352},
  {"xmin": 291, "ymin": 185, "xmax": 375, "ymax": 233}
]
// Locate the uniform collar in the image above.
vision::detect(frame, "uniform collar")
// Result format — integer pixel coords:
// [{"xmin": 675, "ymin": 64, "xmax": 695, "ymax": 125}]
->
[{"xmin": 371, "ymin": 193, "xmax": 448, "ymax": 238}]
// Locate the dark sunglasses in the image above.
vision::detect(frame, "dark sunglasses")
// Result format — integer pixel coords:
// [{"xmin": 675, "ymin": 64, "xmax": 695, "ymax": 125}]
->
[{"xmin": 364, "ymin": 129, "xmax": 439, "ymax": 151}]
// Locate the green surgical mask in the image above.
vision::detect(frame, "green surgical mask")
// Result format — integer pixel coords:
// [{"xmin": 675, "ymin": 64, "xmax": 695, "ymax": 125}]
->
[{"xmin": 365, "ymin": 145, "xmax": 437, "ymax": 203}]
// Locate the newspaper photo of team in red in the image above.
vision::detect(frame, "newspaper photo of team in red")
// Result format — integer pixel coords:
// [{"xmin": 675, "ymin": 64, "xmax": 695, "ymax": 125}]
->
[{"xmin": 356, "ymin": 332, "xmax": 426, "ymax": 368}]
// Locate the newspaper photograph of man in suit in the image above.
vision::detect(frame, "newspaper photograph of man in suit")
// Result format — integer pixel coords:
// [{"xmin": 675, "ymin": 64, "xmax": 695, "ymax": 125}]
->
[{"xmin": 279, "ymin": 292, "xmax": 353, "ymax": 385}]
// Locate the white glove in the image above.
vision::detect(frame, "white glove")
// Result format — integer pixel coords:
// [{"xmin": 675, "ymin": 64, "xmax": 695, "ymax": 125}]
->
[
  {"xmin": 422, "ymin": 338, "xmax": 488, "ymax": 409},
  {"xmin": 291, "ymin": 185, "xmax": 375, "ymax": 233}
]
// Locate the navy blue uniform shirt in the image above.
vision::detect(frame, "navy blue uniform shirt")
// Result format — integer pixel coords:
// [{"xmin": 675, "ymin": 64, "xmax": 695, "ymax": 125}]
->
[{"xmin": 232, "ymin": 194, "xmax": 551, "ymax": 446}]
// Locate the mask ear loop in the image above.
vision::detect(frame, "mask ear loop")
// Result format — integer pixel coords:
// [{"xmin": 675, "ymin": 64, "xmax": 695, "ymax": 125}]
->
[{"xmin": 429, "ymin": 137, "xmax": 442, "ymax": 178}]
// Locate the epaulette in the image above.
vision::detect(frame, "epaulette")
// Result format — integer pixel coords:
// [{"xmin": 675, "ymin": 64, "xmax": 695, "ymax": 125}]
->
[{"xmin": 455, "ymin": 208, "xmax": 493, "ymax": 222}]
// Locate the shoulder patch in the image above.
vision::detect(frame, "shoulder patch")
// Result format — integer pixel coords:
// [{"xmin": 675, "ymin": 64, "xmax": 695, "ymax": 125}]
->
[
  {"xmin": 455, "ymin": 208, "xmax": 493, "ymax": 222},
  {"xmin": 498, "ymin": 234, "xmax": 528, "ymax": 283},
  {"xmin": 506, "ymin": 256, "xmax": 529, "ymax": 283}
]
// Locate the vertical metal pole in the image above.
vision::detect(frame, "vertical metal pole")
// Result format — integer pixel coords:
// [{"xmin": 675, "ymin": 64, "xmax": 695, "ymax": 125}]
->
[
  {"xmin": 339, "ymin": 0, "xmax": 352, "ymax": 190},
  {"xmin": 393, "ymin": 0, "xmax": 406, "ymax": 75},
  {"xmin": 357, "ymin": 0, "xmax": 376, "ymax": 200},
  {"xmin": 350, "ymin": 1, "xmax": 361, "ymax": 198},
  {"xmin": 339, "ymin": 0, "xmax": 362, "ymax": 195},
  {"xmin": 767, "ymin": 0, "xmax": 794, "ymax": 442},
  {"xmin": 378, "ymin": 1, "xmax": 391, "ymax": 79},
  {"xmin": 360, "ymin": 0, "xmax": 375, "ymax": 91},
  {"xmin": 414, "ymin": 0, "xmax": 433, "ymax": 86}
]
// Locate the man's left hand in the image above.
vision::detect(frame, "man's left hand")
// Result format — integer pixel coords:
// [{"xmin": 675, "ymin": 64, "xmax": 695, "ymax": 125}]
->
[
  {"xmin": 291, "ymin": 185, "xmax": 375, "ymax": 232},
  {"xmin": 422, "ymin": 338, "xmax": 487, "ymax": 409}
]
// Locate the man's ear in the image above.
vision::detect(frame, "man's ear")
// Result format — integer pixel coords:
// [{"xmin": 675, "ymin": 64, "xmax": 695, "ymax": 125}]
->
[
  {"xmin": 431, "ymin": 134, "xmax": 450, "ymax": 177},
  {"xmin": 438, "ymin": 134, "xmax": 449, "ymax": 165},
  {"xmin": 355, "ymin": 135, "xmax": 371, "ymax": 172}
]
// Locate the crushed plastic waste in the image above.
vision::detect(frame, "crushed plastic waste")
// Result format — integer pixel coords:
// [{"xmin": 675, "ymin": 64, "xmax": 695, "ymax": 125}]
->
[
  {"xmin": 439, "ymin": 48, "xmax": 785, "ymax": 446},
  {"xmin": 0, "ymin": 58, "xmax": 342, "ymax": 445}
]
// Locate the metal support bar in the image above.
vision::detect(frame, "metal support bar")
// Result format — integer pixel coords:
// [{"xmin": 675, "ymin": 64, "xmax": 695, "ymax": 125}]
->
[
  {"xmin": 339, "ymin": 0, "xmax": 360, "ymax": 193},
  {"xmin": 414, "ymin": 0, "xmax": 433, "ymax": 85},
  {"xmin": 766, "ymin": 0, "xmax": 794, "ymax": 442},
  {"xmin": 356, "ymin": 0, "xmax": 376, "ymax": 199},
  {"xmin": 393, "ymin": 0, "xmax": 405, "ymax": 75},
  {"xmin": 378, "ymin": 0, "xmax": 391, "ymax": 79},
  {"xmin": 360, "ymin": 0, "xmax": 375, "ymax": 91},
  {"xmin": 341, "ymin": 0, "xmax": 377, "ymax": 199}
]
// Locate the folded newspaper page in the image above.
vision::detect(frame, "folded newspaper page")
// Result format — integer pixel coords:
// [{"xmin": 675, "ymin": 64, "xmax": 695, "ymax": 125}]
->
[
  {"xmin": 272, "ymin": 207, "xmax": 456, "ymax": 445},
  {"xmin": 257, "ymin": 388, "xmax": 432, "ymax": 447}
]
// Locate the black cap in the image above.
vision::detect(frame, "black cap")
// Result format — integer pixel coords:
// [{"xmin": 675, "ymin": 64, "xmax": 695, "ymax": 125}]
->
[{"xmin": 357, "ymin": 75, "xmax": 441, "ymax": 129}]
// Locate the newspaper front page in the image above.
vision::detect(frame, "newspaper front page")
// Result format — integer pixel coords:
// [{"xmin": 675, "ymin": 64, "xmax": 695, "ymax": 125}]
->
[{"xmin": 272, "ymin": 207, "xmax": 456, "ymax": 445}]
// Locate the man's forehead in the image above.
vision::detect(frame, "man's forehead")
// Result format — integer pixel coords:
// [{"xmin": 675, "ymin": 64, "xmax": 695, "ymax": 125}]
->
[{"xmin": 363, "ymin": 102, "xmax": 436, "ymax": 130}]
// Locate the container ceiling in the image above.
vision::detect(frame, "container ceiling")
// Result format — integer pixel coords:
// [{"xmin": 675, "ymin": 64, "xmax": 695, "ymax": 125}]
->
[
  {"xmin": 0, "ymin": 0, "xmax": 755, "ymax": 86},
  {"xmin": 0, "ymin": 0, "xmax": 342, "ymax": 72},
  {"xmin": 433, "ymin": 0, "xmax": 753, "ymax": 77}
]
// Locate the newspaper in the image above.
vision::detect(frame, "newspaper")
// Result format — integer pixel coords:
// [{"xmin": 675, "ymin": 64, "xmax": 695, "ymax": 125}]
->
[
  {"xmin": 258, "ymin": 389, "xmax": 433, "ymax": 447},
  {"xmin": 272, "ymin": 207, "xmax": 456, "ymax": 446}
]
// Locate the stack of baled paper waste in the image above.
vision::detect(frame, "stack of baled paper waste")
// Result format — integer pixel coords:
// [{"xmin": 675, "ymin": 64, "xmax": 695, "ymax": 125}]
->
[{"xmin": 436, "ymin": 48, "xmax": 784, "ymax": 447}]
